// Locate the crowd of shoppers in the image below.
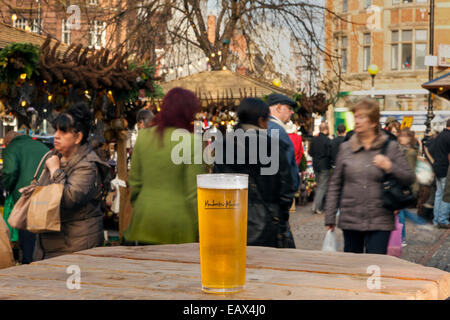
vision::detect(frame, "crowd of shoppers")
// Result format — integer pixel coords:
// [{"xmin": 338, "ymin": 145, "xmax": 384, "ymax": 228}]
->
[{"xmin": 3, "ymin": 88, "xmax": 449, "ymax": 263}]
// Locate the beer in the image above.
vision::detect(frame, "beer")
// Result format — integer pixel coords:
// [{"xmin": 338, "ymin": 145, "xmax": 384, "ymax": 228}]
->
[{"xmin": 196, "ymin": 174, "xmax": 248, "ymax": 293}]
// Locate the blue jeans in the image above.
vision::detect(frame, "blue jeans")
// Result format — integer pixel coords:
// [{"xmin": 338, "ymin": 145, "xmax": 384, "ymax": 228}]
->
[
  {"xmin": 398, "ymin": 209, "xmax": 429, "ymax": 242},
  {"xmin": 433, "ymin": 177, "xmax": 450, "ymax": 226}
]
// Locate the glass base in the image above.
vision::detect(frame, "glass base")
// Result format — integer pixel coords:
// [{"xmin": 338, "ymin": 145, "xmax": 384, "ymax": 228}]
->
[{"xmin": 202, "ymin": 286, "xmax": 244, "ymax": 294}]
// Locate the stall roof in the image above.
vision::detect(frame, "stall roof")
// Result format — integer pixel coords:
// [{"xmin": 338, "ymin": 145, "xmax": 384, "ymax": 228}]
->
[
  {"xmin": 160, "ymin": 70, "xmax": 295, "ymax": 101},
  {"xmin": 0, "ymin": 22, "xmax": 69, "ymax": 54},
  {"xmin": 422, "ymin": 72, "xmax": 450, "ymax": 101}
]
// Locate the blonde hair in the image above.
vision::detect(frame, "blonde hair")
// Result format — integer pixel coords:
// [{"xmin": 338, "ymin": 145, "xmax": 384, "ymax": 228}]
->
[{"xmin": 350, "ymin": 98, "xmax": 380, "ymax": 132}]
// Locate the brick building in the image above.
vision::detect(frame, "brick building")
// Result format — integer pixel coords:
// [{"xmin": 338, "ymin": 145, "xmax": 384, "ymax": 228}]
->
[
  {"xmin": 0, "ymin": 1, "xmax": 130, "ymax": 50},
  {"xmin": 325, "ymin": 0, "xmax": 450, "ymax": 133}
]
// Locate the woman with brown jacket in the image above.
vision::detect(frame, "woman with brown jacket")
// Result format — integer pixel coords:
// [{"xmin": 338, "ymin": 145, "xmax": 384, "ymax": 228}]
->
[
  {"xmin": 324, "ymin": 98, "xmax": 415, "ymax": 254},
  {"xmin": 34, "ymin": 102, "xmax": 110, "ymax": 260}
]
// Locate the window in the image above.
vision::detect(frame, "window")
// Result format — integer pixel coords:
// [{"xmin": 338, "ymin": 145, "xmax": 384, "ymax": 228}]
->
[
  {"xmin": 391, "ymin": 29, "xmax": 427, "ymax": 70},
  {"xmin": 334, "ymin": 34, "xmax": 347, "ymax": 74},
  {"xmin": 415, "ymin": 29, "xmax": 428, "ymax": 69},
  {"xmin": 342, "ymin": 0, "xmax": 348, "ymax": 12},
  {"xmin": 365, "ymin": 0, "xmax": 372, "ymax": 8},
  {"xmin": 13, "ymin": 18, "xmax": 27, "ymax": 30},
  {"xmin": 61, "ymin": 20, "xmax": 71, "ymax": 45},
  {"xmin": 401, "ymin": 30, "xmax": 412, "ymax": 69},
  {"xmin": 363, "ymin": 33, "xmax": 371, "ymax": 71},
  {"xmin": 89, "ymin": 21, "xmax": 106, "ymax": 49},
  {"xmin": 89, "ymin": 0, "xmax": 98, "ymax": 4},
  {"xmin": 13, "ymin": 18, "xmax": 40, "ymax": 34},
  {"xmin": 30, "ymin": 19, "xmax": 40, "ymax": 33},
  {"xmin": 341, "ymin": 36, "xmax": 347, "ymax": 73}
]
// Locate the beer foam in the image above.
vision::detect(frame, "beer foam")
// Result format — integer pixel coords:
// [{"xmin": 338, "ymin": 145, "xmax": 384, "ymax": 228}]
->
[{"xmin": 197, "ymin": 174, "xmax": 248, "ymax": 189}]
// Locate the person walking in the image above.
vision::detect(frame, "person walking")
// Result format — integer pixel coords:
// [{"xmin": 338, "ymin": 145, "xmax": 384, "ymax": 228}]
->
[
  {"xmin": 213, "ymin": 98, "xmax": 296, "ymax": 248},
  {"xmin": 267, "ymin": 94, "xmax": 300, "ymax": 194},
  {"xmin": 136, "ymin": 108, "xmax": 155, "ymax": 130},
  {"xmin": 34, "ymin": 102, "xmax": 110, "ymax": 260},
  {"xmin": 325, "ymin": 98, "xmax": 415, "ymax": 254},
  {"xmin": 397, "ymin": 128, "xmax": 431, "ymax": 245},
  {"xmin": 309, "ymin": 122, "xmax": 331, "ymax": 214},
  {"xmin": 330, "ymin": 124, "xmax": 346, "ymax": 168},
  {"xmin": 430, "ymin": 119, "xmax": 450, "ymax": 228},
  {"xmin": 123, "ymin": 88, "xmax": 206, "ymax": 245},
  {"xmin": 2, "ymin": 131, "xmax": 49, "ymax": 264},
  {"xmin": 385, "ymin": 119, "xmax": 400, "ymax": 141}
]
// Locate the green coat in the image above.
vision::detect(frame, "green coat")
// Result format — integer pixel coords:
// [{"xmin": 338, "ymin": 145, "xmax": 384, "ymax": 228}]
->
[
  {"xmin": 2, "ymin": 135, "xmax": 49, "ymax": 203},
  {"xmin": 123, "ymin": 127, "xmax": 206, "ymax": 244}
]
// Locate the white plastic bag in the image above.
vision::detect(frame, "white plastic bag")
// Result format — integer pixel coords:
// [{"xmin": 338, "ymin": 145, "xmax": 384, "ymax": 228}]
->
[
  {"xmin": 322, "ymin": 230, "xmax": 338, "ymax": 252},
  {"xmin": 415, "ymin": 156, "xmax": 434, "ymax": 186}
]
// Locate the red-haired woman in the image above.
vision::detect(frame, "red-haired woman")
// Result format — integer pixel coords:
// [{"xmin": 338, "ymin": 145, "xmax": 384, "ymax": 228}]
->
[{"xmin": 123, "ymin": 88, "xmax": 206, "ymax": 245}]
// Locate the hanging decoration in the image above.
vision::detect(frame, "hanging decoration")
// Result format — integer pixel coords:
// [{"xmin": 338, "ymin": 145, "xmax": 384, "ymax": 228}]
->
[{"xmin": 0, "ymin": 36, "xmax": 163, "ymax": 139}]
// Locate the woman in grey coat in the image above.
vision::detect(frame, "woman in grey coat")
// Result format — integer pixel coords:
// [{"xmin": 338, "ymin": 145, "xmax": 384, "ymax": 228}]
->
[
  {"xmin": 34, "ymin": 102, "xmax": 110, "ymax": 260},
  {"xmin": 325, "ymin": 98, "xmax": 415, "ymax": 254}
]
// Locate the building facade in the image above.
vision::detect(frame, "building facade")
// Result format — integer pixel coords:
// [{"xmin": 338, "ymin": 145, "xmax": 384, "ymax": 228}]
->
[
  {"xmin": 325, "ymin": 0, "xmax": 450, "ymax": 133},
  {"xmin": 0, "ymin": 0, "xmax": 129, "ymax": 51}
]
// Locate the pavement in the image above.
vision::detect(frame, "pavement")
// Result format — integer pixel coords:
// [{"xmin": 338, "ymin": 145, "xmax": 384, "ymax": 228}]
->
[{"xmin": 289, "ymin": 202, "xmax": 450, "ymax": 273}]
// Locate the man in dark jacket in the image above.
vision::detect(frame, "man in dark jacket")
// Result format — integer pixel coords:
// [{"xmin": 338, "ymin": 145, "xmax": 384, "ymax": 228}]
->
[
  {"xmin": 430, "ymin": 120, "xmax": 450, "ymax": 228},
  {"xmin": 267, "ymin": 93, "xmax": 300, "ymax": 193},
  {"xmin": 310, "ymin": 122, "xmax": 331, "ymax": 214},
  {"xmin": 2, "ymin": 131, "xmax": 49, "ymax": 263},
  {"xmin": 330, "ymin": 124, "xmax": 346, "ymax": 168}
]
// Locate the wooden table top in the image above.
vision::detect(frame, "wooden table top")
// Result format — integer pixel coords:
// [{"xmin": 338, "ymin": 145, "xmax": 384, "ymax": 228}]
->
[{"xmin": 0, "ymin": 243, "xmax": 448, "ymax": 300}]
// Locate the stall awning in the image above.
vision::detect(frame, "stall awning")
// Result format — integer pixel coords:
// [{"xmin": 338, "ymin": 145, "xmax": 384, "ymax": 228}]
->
[{"xmin": 422, "ymin": 72, "xmax": 450, "ymax": 101}]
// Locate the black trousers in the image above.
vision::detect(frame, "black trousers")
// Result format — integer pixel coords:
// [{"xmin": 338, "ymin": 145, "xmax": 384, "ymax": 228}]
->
[
  {"xmin": 19, "ymin": 230, "xmax": 36, "ymax": 264},
  {"xmin": 342, "ymin": 230, "xmax": 391, "ymax": 254}
]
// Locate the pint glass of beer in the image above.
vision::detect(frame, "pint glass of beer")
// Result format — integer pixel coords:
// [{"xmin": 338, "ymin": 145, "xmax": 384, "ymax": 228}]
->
[{"xmin": 196, "ymin": 174, "xmax": 248, "ymax": 293}]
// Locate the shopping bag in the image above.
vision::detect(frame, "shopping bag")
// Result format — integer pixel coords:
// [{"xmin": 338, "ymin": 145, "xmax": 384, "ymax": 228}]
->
[
  {"xmin": 415, "ymin": 156, "xmax": 434, "ymax": 186},
  {"xmin": 387, "ymin": 215, "xmax": 403, "ymax": 257},
  {"xmin": 3, "ymin": 194, "xmax": 19, "ymax": 242},
  {"xmin": 0, "ymin": 214, "xmax": 15, "ymax": 269},
  {"xmin": 26, "ymin": 183, "xmax": 64, "ymax": 233},
  {"xmin": 322, "ymin": 230, "xmax": 338, "ymax": 252},
  {"xmin": 7, "ymin": 150, "xmax": 51, "ymax": 230},
  {"xmin": 7, "ymin": 184, "xmax": 36, "ymax": 230}
]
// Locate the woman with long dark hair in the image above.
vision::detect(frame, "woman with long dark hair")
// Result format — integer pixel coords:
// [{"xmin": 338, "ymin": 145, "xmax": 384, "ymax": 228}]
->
[{"xmin": 123, "ymin": 88, "xmax": 206, "ymax": 245}]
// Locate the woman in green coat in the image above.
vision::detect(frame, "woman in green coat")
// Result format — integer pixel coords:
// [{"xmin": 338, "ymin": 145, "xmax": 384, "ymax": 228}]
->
[{"xmin": 123, "ymin": 88, "xmax": 206, "ymax": 245}]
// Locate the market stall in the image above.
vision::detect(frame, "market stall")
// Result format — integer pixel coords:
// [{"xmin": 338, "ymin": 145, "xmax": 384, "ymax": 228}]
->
[
  {"xmin": 422, "ymin": 72, "xmax": 450, "ymax": 101},
  {"xmin": 0, "ymin": 33, "xmax": 162, "ymax": 244}
]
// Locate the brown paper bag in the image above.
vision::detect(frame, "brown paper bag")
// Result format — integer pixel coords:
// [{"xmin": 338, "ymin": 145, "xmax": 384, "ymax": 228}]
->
[
  {"xmin": 7, "ymin": 184, "xmax": 36, "ymax": 230},
  {"xmin": 0, "ymin": 217, "xmax": 15, "ymax": 269},
  {"xmin": 26, "ymin": 184, "xmax": 64, "ymax": 234},
  {"xmin": 8, "ymin": 150, "xmax": 51, "ymax": 230}
]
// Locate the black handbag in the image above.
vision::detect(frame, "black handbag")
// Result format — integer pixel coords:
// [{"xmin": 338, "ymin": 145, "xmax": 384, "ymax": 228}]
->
[{"xmin": 380, "ymin": 141, "xmax": 416, "ymax": 211}]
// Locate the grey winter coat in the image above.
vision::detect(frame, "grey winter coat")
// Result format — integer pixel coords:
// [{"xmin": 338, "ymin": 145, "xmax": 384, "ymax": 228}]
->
[
  {"xmin": 34, "ymin": 144, "xmax": 110, "ymax": 260},
  {"xmin": 325, "ymin": 131, "xmax": 415, "ymax": 231}
]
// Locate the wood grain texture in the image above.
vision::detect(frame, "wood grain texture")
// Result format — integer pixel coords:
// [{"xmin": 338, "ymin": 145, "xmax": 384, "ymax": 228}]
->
[{"xmin": 0, "ymin": 243, "xmax": 448, "ymax": 300}]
